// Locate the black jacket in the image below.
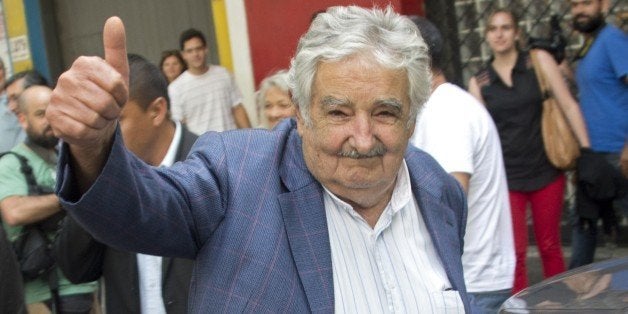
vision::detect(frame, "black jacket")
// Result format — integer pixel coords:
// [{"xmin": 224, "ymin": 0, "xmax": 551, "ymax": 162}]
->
[{"xmin": 54, "ymin": 125, "xmax": 198, "ymax": 314}]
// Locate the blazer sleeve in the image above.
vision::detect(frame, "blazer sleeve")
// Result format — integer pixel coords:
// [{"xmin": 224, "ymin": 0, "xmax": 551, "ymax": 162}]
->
[
  {"xmin": 55, "ymin": 126, "xmax": 229, "ymax": 259},
  {"xmin": 53, "ymin": 215, "xmax": 105, "ymax": 283}
]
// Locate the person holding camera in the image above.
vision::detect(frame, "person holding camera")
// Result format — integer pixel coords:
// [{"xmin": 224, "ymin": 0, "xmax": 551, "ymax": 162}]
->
[
  {"xmin": 0, "ymin": 85, "xmax": 97, "ymax": 314},
  {"xmin": 468, "ymin": 8, "xmax": 590, "ymax": 293}
]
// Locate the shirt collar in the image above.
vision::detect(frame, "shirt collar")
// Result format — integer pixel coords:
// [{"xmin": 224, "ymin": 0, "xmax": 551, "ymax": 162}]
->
[
  {"xmin": 574, "ymin": 23, "xmax": 606, "ymax": 61},
  {"xmin": 486, "ymin": 51, "xmax": 529, "ymax": 85},
  {"xmin": 160, "ymin": 120, "xmax": 181, "ymax": 167}
]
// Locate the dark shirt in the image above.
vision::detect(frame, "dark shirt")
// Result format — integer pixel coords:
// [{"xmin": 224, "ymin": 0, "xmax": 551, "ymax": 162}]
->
[{"xmin": 475, "ymin": 51, "xmax": 559, "ymax": 191}]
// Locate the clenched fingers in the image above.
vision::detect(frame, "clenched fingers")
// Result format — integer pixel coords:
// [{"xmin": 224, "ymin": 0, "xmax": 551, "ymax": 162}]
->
[{"xmin": 48, "ymin": 56, "xmax": 125, "ymax": 144}]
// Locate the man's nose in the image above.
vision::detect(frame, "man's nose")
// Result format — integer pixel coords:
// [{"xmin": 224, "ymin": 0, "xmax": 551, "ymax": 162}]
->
[{"xmin": 349, "ymin": 113, "xmax": 375, "ymax": 151}]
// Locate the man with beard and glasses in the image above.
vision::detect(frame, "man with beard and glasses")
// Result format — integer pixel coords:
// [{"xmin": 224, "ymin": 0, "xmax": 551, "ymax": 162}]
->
[
  {"xmin": 569, "ymin": 0, "xmax": 628, "ymax": 269},
  {"xmin": 0, "ymin": 86, "xmax": 97, "ymax": 313}
]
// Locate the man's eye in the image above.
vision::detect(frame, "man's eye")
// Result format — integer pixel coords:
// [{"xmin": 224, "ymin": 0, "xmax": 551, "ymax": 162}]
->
[
  {"xmin": 376, "ymin": 110, "xmax": 399, "ymax": 118},
  {"xmin": 328, "ymin": 110, "xmax": 347, "ymax": 117}
]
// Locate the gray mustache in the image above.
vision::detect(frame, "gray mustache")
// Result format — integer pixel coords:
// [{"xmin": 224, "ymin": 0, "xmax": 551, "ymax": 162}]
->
[{"xmin": 337, "ymin": 144, "xmax": 387, "ymax": 159}]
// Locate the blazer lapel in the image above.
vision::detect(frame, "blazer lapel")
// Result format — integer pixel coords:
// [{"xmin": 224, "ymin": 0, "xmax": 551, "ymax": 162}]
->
[
  {"xmin": 175, "ymin": 125, "xmax": 199, "ymax": 161},
  {"xmin": 414, "ymin": 190, "xmax": 462, "ymax": 280},
  {"xmin": 278, "ymin": 129, "xmax": 334, "ymax": 312},
  {"xmin": 407, "ymin": 156, "xmax": 466, "ymax": 292}
]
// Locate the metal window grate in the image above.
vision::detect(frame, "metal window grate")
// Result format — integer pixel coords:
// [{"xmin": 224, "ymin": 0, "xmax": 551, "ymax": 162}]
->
[{"xmin": 450, "ymin": 0, "xmax": 627, "ymax": 86}]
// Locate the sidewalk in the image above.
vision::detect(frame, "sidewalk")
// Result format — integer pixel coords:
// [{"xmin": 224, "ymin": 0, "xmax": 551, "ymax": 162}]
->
[
  {"xmin": 526, "ymin": 244, "xmax": 628, "ymax": 286},
  {"xmin": 526, "ymin": 214, "xmax": 628, "ymax": 286}
]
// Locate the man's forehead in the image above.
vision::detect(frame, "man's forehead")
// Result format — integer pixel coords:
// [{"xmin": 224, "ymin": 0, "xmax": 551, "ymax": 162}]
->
[
  {"xmin": 7, "ymin": 77, "xmax": 25, "ymax": 92},
  {"xmin": 318, "ymin": 95, "xmax": 403, "ymax": 108},
  {"xmin": 183, "ymin": 38, "xmax": 205, "ymax": 49},
  {"xmin": 21, "ymin": 85, "xmax": 51, "ymax": 101}
]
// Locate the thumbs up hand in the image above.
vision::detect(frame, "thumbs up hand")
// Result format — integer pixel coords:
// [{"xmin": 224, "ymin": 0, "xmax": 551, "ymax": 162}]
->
[{"xmin": 46, "ymin": 17, "xmax": 129, "ymax": 189}]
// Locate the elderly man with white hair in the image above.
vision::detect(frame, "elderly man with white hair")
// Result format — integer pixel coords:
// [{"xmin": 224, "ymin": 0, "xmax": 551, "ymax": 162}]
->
[{"xmin": 46, "ymin": 6, "xmax": 469, "ymax": 313}]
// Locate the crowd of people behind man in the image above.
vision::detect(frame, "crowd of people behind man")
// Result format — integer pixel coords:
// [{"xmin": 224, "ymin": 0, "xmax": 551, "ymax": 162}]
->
[{"xmin": 0, "ymin": 1, "xmax": 626, "ymax": 313}]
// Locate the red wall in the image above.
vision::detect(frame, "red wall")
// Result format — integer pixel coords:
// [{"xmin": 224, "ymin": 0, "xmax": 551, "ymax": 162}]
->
[{"xmin": 246, "ymin": 0, "xmax": 424, "ymax": 87}]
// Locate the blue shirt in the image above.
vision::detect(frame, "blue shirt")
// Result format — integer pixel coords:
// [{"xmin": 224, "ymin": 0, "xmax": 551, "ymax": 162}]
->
[
  {"xmin": 0, "ymin": 94, "xmax": 25, "ymax": 152},
  {"xmin": 576, "ymin": 25, "xmax": 628, "ymax": 153}
]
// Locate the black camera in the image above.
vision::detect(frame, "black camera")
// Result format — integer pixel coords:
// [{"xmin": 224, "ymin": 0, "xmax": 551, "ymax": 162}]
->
[{"xmin": 528, "ymin": 14, "xmax": 567, "ymax": 63}]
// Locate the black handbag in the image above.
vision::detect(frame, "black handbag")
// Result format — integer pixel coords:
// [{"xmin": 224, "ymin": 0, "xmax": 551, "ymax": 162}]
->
[
  {"xmin": 12, "ymin": 224, "xmax": 56, "ymax": 280},
  {"xmin": 0, "ymin": 152, "xmax": 60, "ymax": 280}
]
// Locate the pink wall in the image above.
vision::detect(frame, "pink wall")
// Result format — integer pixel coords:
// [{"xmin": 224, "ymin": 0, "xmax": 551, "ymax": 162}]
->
[{"xmin": 246, "ymin": 0, "xmax": 423, "ymax": 87}]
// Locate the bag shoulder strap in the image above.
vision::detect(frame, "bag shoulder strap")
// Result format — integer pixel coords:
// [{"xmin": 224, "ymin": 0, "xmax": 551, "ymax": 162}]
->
[
  {"xmin": 0, "ymin": 151, "xmax": 43, "ymax": 195},
  {"xmin": 529, "ymin": 49, "xmax": 550, "ymax": 99}
]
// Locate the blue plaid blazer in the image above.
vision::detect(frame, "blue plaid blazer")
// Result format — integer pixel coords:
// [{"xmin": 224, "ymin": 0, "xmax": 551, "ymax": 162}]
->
[{"xmin": 57, "ymin": 119, "xmax": 470, "ymax": 313}]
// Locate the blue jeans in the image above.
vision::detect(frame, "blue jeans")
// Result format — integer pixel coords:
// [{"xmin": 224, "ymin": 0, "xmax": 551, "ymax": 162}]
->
[
  {"xmin": 570, "ymin": 216, "xmax": 598, "ymax": 268},
  {"xmin": 468, "ymin": 289, "xmax": 511, "ymax": 314}
]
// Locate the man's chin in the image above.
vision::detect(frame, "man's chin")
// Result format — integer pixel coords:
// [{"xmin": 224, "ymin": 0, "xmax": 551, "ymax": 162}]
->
[
  {"xmin": 573, "ymin": 15, "xmax": 604, "ymax": 33},
  {"xmin": 35, "ymin": 137, "xmax": 59, "ymax": 149},
  {"xmin": 337, "ymin": 174, "xmax": 387, "ymax": 190}
]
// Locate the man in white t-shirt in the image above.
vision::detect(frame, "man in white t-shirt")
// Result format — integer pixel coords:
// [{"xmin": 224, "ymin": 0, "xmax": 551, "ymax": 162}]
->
[
  {"xmin": 410, "ymin": 17, "xmax": 515, "ymax": 313},
  {"xmin": 168, "ymin": 28, "xmax": 251, "ymax": 134}
]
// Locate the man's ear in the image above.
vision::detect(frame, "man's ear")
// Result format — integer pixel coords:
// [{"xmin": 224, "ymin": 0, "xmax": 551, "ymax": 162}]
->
[
  {"xmin": 407, "ymin": 120, "xmax": 416, "ymax": 141},
  {"xmin": 17, "ymin": 112, "xmax": 27, "ymax": 130},
  {"xmin": 148, "ymin": 97, "xmax": 168, "ymax": 126},
  {"xmin": 295, "ymin": 106, "xmax": 305, "ymax": 136}
]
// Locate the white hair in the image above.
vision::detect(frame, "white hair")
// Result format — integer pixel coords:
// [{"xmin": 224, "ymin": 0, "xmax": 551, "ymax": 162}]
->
[
  {"xmin": 255, "ymin": 69, "xmax": 290, "ymax": 109},
  {"xmin": 288, "ymin": 5, "xmax": 431, "ymax": 128}
]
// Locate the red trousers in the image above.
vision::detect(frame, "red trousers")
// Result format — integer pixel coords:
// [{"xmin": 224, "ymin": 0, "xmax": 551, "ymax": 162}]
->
[{"xmin": 510, "ymin": 174, "xmax": 566, "ymax": 293}]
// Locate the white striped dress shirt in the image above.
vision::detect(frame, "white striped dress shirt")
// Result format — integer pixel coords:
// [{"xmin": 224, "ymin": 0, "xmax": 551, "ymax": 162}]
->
[
  {"xmin": 136, "ymin": 121, "xmax": 182, "ymax": 314},
  {"xmin": 324, "ymin": 160, "xmax": 465, "ymax": 313}
]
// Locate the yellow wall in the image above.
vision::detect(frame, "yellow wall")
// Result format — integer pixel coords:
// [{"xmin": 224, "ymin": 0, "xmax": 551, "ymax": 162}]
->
[
  {"xmin": 210, "ymin": 0, "xmax": 232, "ymax": 71},
  {"xmin": 4, "ymin": 0, "xmax": 32, "ymax": 72}
]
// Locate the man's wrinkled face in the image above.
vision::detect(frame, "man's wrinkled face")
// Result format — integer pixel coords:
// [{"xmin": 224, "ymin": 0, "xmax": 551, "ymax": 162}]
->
[
  {"xmin": 297, "ymin": 54, "xmax": 414, "ymax": 206},
  {"xmin": 570, "ymin": 0, "xmax": 605, "ymax": 33}
]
